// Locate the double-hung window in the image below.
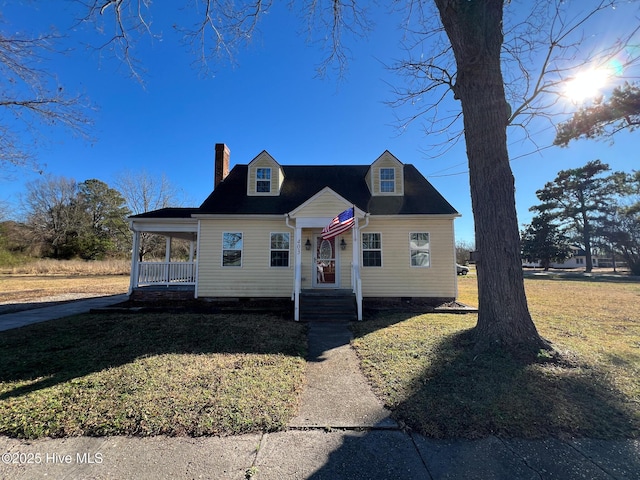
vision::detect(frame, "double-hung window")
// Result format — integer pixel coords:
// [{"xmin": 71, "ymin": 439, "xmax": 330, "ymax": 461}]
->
[
  {"xmin": 362, "ymin": 233, "xmax": 382, "ymax": 267},
  {"xmin": 270, "ymin": 233, "xmax": 290, "ymax": 267},
  {"xmin": 380, "ymin": 168, "xmax": 395, "ymax": 193},
  {"xmin": 409, "ymin": 232, "xmax": 430, "ymax": 267},
  {"xmin": 222, "ymin": 232, "xmax": 243, "ymax": 267},
  {"xmin": 256, "ymin": 168, "xmax": 271, "ymax": 193}
]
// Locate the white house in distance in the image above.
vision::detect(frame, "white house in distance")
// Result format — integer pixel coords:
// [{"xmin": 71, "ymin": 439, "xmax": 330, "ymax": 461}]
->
[
  {"xmin": 522, "ymin": 246, "xmax": 605, "ymax": 269},
  {"xmin": 128, "ymin": 144, "xmax": 461, "ymax": 321}
]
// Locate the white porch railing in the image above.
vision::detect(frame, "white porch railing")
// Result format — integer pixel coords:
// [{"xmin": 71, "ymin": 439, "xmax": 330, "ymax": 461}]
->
[{"xmin": 137, "ymin": 261, "xmax": 197, "ymax": 286}]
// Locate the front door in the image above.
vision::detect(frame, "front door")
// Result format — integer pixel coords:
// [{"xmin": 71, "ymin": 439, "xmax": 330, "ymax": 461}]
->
[{"xmin": 314, "ymin": 235, "xmax": 338, "ymax": 287}]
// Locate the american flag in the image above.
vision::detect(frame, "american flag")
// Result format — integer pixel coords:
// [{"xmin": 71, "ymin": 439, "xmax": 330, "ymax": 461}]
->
[{"xmin": 322, "ymin": 207, "xmax": 355, "ymax": 240}]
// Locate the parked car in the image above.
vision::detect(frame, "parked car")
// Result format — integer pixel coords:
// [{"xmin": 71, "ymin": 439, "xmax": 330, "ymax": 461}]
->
[{"xmin": 457, "ymin": 264, "xmax": 469, "ymax": 275}]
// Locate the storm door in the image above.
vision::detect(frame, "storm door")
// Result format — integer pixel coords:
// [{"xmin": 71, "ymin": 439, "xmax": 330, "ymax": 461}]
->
[{"xmin": 313, "ymin": 236, "xmax": 338, "ymax": 287}]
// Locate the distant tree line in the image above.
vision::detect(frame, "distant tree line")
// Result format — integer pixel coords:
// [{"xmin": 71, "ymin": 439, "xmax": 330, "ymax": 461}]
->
[
  {"xmin": 0, "ymin": 171, "xmax": 188, "ymax": 264},
  {"xmin": 20, "ymin": 176, "xmax": 130, "ymax": 260},
  {"xmin": 522, "ymin": 161, "xmax": 640, "ymax": 275},
  {"xmin": 455, "ymin": 240, "xmax": 475, "ymax": 265}
]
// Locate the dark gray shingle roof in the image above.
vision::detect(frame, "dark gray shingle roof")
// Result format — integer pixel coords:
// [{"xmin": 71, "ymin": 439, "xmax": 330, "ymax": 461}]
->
[
  {"xmin": 131, "ymin": 164, "xmax": 458, "ymax": 219},
  {"xmin": 197, "ymin": 164, "xmax": 458, "ymax": 216}
]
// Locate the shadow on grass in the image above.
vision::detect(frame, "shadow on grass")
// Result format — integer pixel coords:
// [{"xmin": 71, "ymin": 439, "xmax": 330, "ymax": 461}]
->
[
  {"xmin": 0, "ymin": 312, "xmax": 306, "ymax": 401},
  {"xmin": 353, "ymin": 315, "xmax": 639, "ymax": 439},
  {"xmin": 399, "ymin": 331, "xmax": 638, "ymax": 439}
]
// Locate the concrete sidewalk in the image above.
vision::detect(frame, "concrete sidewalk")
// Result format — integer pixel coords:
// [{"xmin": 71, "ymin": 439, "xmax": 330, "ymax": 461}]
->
[
  {"xmin": 1, "ymin": 430, "xmax": 638, "ymax": 479},
  {"xmin": 0, "ymin": 294, "xmax": 129, "ymax": 332},
  {"xmin": 0, "ymin": 311, "xmax": 638, "ymax": 479}
]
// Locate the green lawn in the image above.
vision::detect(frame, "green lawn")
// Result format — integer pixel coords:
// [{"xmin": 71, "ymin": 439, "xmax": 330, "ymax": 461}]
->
[
  {"xmin": 0, "ymin": 313, "xmax": 306, "ymax": 439},
  {"xmin": 352, "ymin": 275, "xmax": 640, "ymax": 439}
]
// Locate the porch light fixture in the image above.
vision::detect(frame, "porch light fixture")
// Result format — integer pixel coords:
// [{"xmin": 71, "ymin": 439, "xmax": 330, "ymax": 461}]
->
[
  {"xmin": 340, "ymin": 238, "xmax": 347, "ymax": 250},
  {"xmin": 305, "ymin": 239, "xmax": 311, "ymax": 250}
]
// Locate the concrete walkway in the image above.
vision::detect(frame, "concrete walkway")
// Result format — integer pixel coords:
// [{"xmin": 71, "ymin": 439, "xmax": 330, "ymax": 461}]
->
[
  {"xmin": 289, "ymin": 322, "xmax": 397, "ymax": 429},
  {"xmin": 0, "ymin": 294, "xmax": 129, "ymax": 332},
  {"xmin": 0, "ymin": 305, "xmax": 639, "ymax": 479}
]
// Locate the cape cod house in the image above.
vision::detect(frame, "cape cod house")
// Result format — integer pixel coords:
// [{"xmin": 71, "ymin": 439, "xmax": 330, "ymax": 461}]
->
[{"xmin": 128, "ymin": 144, "xmax": 461, "ymax": 321}]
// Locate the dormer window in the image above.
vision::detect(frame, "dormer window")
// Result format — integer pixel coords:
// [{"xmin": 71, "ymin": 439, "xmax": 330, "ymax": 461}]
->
[
  {"xmin": 366, "ymin": 151, "xmax": 404, "ymax": 196},
  {"xmin": 256, "ymin": 168, "xmax": 271, "ymax": 193},
  {"xmin": 380, "ymin": 168, "xmax": 395, "ymax": 193},
  {"xmin": 247, "ymin": 151, "xmax": 284, "ymax": 196}
]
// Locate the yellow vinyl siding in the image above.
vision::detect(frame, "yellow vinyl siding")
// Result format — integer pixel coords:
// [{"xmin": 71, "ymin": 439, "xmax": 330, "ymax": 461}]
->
[
  {"xmin": 197, "ymin": 218, "xmax": 293, "ymax": 297},
  {"xmin": 359, "ymin": 217, "xmax": 456, "ymax": 298},
  {"xmin": 340, "ymin": 247, "xmax": 352, "ymax": 287},
  {"xmin": 300, "ymin": 249, "xmax": 313, "ymax": 289},
  {"xmin": 197, "ymin": 215, "xmax": 455, "ymax": 299},
  {"xmin": 247, "ymin": 152, "xmax": 284, "ymax": 196},
  {"xmin": 294, "ymin": 191, "xmax": 351, "ymax": 218}
]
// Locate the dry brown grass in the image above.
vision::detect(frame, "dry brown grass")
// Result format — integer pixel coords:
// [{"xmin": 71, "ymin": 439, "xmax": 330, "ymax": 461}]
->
[
  {"xmin": 353, "ymin": 272, "xmax": 640, "ymax": 438},
  {"xmin": 5, "ymin": 258, "xmax": 130, "ymax": 276},
  {"xmin": 458, "ymin": 272, "xmax": 640, "ymax": 404},
  {"xmin": 0, "ymin": 276, "xmax": 130, "ymax": 303}
]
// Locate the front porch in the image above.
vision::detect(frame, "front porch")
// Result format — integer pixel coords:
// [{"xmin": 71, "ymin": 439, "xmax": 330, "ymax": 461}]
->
[
  {"xmin": 287, "ymin": 205, "xmax": 368, "ymax": 322},
  {"xmin": 128, "ymin": 210, "xmax": 199, "ymax": 294}
]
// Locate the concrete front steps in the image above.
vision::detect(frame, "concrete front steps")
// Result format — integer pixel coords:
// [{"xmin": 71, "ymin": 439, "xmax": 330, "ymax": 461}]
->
[{"xmin": 300, "ymin": 289, "xmax": 357, "ymax": 322}]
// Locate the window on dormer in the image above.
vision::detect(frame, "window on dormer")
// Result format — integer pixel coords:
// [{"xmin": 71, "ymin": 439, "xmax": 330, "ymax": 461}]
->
[
  {"xmin": 380, "ymin": 168, "xmax": 395, "ymax": 193},
  {"xmin": 256, "ymin": 168, "xmax": 271, "ymax": 193}
]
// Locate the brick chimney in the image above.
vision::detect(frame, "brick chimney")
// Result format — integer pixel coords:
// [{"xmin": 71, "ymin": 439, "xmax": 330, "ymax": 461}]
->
[{"xmin": 214, "ymin": 143, "xmax": 230, "ymax": 189}]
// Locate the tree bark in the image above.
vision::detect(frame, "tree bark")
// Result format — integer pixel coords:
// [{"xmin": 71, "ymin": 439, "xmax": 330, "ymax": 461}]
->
[
  {"xmin": 581, "ymin": 206, "xmax": 594, "ymax": 273},
  {"xmin": 434, "ymin": 0, "xmax": 548, "ymax": 354}
]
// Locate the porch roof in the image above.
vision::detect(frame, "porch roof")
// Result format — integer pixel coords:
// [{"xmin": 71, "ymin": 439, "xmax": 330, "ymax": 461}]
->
[
  {"xmin": 128, "ymin": 208, "xmax": 199, "ymax": 240},
  {"xmin": 129, "ymin": 207, "xmax": 200, "ymax": 219}
]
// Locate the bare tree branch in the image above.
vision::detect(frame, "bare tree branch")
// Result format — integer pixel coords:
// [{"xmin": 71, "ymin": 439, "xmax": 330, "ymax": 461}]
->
[
  {"xmin": 389, "ymin": 0, "xmax": 640, "ymax": 153},
  {"xmin": 76, "ymin": 0, "xmax": 153, "ymax": 82},
  {"xmin": 78, "ymin": 1, "xmax": 373, "ymax": 78},
  {"xmin": 0, "ymin": 29, "xmax": 92, "ymax": 172}
]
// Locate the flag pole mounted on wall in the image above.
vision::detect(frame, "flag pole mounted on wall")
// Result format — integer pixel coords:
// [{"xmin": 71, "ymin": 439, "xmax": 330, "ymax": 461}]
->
[{"xmin": 321, "ymin": 207, "xmax": 355, "ymax": 240}]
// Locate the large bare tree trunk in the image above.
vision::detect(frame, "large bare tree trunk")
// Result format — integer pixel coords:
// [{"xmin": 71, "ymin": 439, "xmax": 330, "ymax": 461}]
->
[{"xmin": 435, "ymin": 0, "xmax": 549, "ymax": 354}]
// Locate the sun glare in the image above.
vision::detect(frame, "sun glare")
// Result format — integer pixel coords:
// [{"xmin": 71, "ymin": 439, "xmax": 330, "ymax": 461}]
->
[{"xmin": 564, "ymin": 68, "xmax": 610, "ymax": 103}]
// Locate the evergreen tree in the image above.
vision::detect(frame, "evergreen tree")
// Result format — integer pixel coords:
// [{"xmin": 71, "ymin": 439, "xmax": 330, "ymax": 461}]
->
[
  {"xmin": 534, "ymin": 160, "xmax": 622, "ymax": 272},
  {"xmin": 24, "ymin": 176, "xmax": 131, "ymax": 259},
  {"xmin": 521, "ymin": 212, "xmax": 571, "ymax": 271},
  {"xmin": 555, "ymin": 82, "xmax": 640, "ymax": 146},
  {"xmin": 599, "ymin": 171, "xmax": 640, "ymax": 275},
  {"xmin": 76, "ymin": 179, "xmax": 131, "ymax": 259}
]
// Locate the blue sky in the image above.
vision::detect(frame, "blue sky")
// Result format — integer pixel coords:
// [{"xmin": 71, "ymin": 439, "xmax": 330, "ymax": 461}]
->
[{"xmin": 1, "ymin": 1, "xmax": 639, "ymax": 244}]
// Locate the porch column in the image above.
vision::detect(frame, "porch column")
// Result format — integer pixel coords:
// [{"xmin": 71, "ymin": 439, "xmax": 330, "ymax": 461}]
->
[
  {"xmin": 129, "ymin": 229, "xmax": 141, "ymax": 294},
  {"xmin": 352, "ymin": 217, "xmax": 362, "ymax": 320},
  {"xmin": 294, "ymin": 226, "xmax": 302, "ymax": 321},
  {"xmin": 189, "ymin": 239, "xmax": 196, "ymax": 284},
  {"xmin": 165, "ymin": 237, "xmax": 171, "ymax": 283}
]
